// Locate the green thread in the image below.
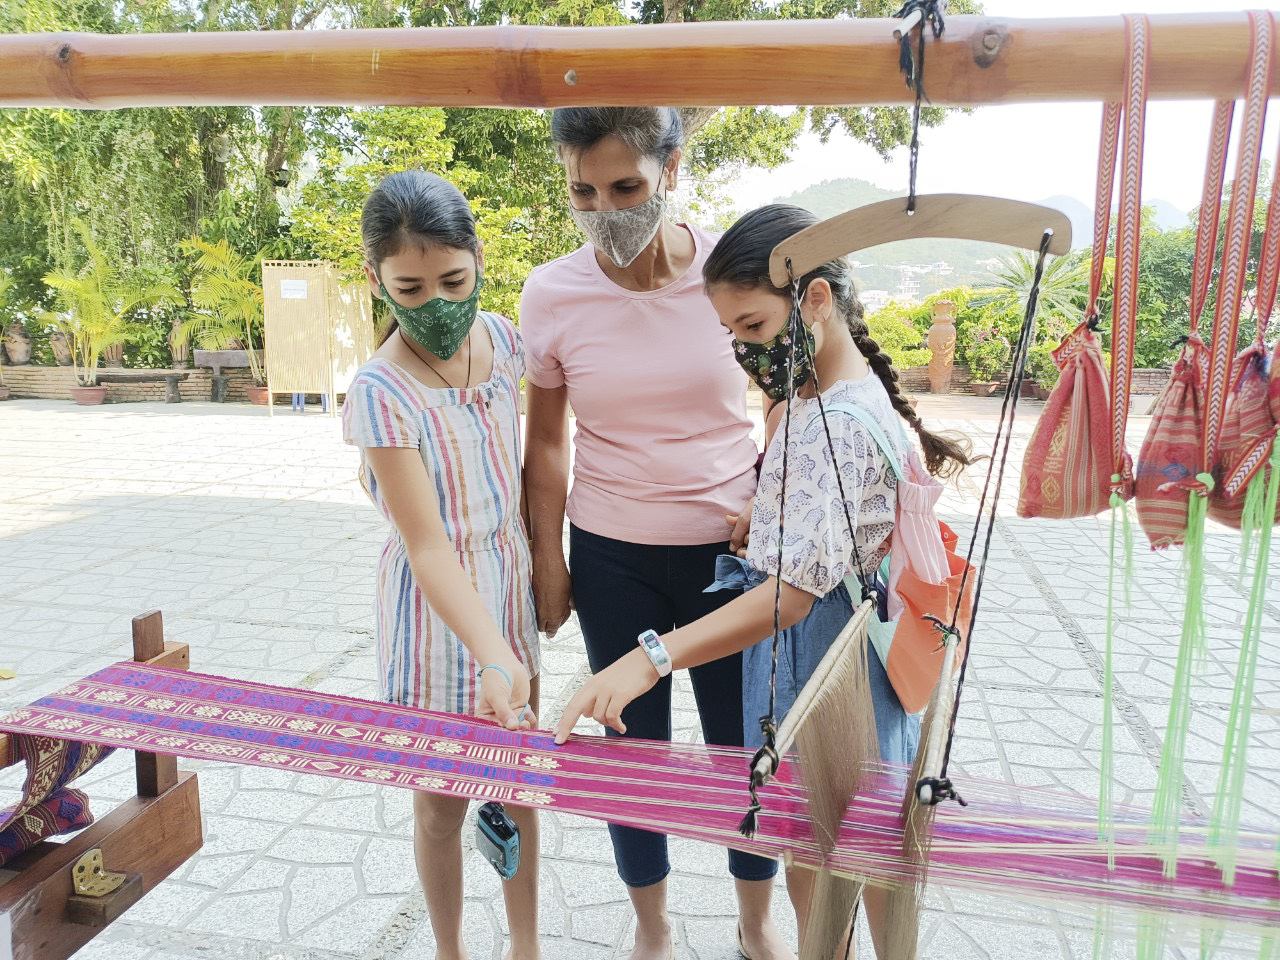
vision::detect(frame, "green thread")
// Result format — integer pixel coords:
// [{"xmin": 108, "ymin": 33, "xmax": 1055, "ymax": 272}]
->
[
  {"xmin": 1101, "ymin": 490, "xmax": 1124, "ymax": 867},
  {"xmin": 1091, "ymin": 904, "xmax": 1111, "ymax": 960},
  {"xmin": 1200, "ymin": 921, "xmax": 1224, "ymax": 959},
  {"xmin": 1150, "ymin": 481, "xmax": 1210, "ymax": 877},
  {"xmin": 1210, "ymin": 443, "xmax": 1280, "ymax": 883},
  {"xmin": 1135, "ymin": 912, "xmax": 1168, "ymax": 960},
  {"xmin": 1238, "ymin": 457, "xmax": 1267, "ymax": 580},
  {"xmin": 1261, "ymin": 925, "xmax": 1280, "ymax": 960}
]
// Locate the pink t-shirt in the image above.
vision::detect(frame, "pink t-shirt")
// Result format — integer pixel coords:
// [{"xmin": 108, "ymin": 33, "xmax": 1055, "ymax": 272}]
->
[{"xmin": 520, "ymin": 223, "xmax": 758, "ymax": 546}]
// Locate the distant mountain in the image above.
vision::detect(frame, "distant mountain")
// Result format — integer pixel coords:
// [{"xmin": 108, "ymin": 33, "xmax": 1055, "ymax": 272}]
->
[
  {"xmin": 780, "ymin": 178, "xmax": 899, "ymax": 218},
  {"xmin": 769, "ymin": 178, "xmax": 1021, "ymax": 297},
  {"xmin": 1150, "ymin": 198, "xmax": 1190, "ymax": 231},
  {"xmin": 764, "ymin": 177, "xmax": 1189, "ymax": 301},
  {"xmin": 1036, "ymin": 194, "xmax": 1093, "ymax": 250}
]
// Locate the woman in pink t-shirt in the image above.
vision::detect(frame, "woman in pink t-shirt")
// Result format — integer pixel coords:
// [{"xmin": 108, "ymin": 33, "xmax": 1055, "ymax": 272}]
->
[{"xmin": 521, "ymin": 108, "xmax": 790, "ymax": 960}]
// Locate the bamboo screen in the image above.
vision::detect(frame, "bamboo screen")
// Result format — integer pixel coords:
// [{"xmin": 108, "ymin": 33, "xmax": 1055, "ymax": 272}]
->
[
  {"xmin": 263, "ymin": 260, "xmax": 373, "ymax": 413},
  {"xmin": 328, "ymin": 274, "xmax": 375, "ymax": 397}
]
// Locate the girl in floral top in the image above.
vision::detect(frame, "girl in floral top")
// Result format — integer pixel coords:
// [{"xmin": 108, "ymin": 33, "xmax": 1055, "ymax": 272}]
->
[{"xmin": 555, "ymin": 204, "xmax": 973, "ymax": 956}]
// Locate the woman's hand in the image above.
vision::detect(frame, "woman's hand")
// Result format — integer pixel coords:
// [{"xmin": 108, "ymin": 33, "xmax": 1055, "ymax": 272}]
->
[
  {"xmin": 532, "ymin": 553, "xmax": 574, "ymax": 637},
  {"xmin": 726, "ymin": 495, "xmax": 755, "ymax": 558},
  {"xmin": 553, "ymin": 649, "xmax": 659, "ymax": 744},
  {"xmin": 476, "ymin": 657, "xmax": 537, "ymax": 731}
]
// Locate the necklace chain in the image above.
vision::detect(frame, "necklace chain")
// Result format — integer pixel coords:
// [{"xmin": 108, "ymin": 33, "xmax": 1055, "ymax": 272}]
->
[{"xmin": 402, "ymin": 329, "xmax": 472, "ymax": 389}]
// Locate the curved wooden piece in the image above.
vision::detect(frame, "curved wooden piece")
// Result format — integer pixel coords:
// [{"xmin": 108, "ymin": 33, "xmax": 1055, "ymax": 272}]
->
[
  {"xmin": 0, "ymin": 13, "xmax": 1268, "ymax": 110},
  {"xmin": 768, "ymin": 194, "xmax": 1072, "ymax": 287}
]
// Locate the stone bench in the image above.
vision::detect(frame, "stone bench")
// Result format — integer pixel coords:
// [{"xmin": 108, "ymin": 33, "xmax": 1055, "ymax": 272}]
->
[
  {"xmin": 94, "ymin": 372, "xmax": 190, "ymax": 403},
  {"xmin": 193, "ymin": 349, "xmax": 263, "ymax": 401}
]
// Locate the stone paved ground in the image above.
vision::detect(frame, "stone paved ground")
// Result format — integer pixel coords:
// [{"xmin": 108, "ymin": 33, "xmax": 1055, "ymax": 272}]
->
[{"xmin": 1, "ymin": 395, "xmax": 1277, "ymax": 960}]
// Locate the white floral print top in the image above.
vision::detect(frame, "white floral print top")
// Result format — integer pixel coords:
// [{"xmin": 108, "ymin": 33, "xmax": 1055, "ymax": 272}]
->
[{"xmin": 745, "ymin": 374, "xmax": 902, "ymax": 597}]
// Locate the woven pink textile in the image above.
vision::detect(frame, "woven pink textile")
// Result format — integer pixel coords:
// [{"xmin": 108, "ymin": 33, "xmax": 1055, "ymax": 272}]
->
[{"xmin": 1, "ymin": 664, "xmax": 1277, "ymax": 927}]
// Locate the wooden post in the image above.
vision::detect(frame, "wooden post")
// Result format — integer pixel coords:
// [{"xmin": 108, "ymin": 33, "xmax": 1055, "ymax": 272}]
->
[
  {"xmin": 0, "ymin": 13, "xmax": 1268, "ymax": 110},
  {"xmin": 130, "ymin": 611, "xmax": 177, "ymax": 797}
]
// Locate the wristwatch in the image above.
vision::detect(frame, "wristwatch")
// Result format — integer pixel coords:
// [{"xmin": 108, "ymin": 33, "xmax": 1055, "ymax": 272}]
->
[{"xmin": 636, "ymin": 629, "xmax": 672, "ymax": 677}]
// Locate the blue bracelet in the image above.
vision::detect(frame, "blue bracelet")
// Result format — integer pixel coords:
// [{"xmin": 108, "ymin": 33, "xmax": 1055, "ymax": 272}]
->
[{"xmin": 477, "ymin": 663, "xmax": 512, "ymax": 688}]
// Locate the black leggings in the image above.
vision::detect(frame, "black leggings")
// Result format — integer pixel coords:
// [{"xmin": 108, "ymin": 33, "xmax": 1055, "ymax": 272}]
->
[{"xmin": 569, "ymin": 523, "xmax": 779, "ymax": 887}]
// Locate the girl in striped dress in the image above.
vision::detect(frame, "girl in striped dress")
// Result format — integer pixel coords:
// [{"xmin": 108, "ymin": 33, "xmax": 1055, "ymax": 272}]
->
[{"xmin": 341, "ymin": 170, "xmax": 541, "ymax": 960}]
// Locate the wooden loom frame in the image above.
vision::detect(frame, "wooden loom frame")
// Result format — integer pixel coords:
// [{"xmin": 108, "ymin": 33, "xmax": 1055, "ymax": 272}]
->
[
  {"xmin": 0, "ymin": 8, "xmax": 1270, "ymax": 958},
  {"xmin": 0, "ymin": 614, "xmax": 202, "ymax": 960},
  {"xmin": 0, "ymin": 13, "xmax": 1270, "ymax": 109}
]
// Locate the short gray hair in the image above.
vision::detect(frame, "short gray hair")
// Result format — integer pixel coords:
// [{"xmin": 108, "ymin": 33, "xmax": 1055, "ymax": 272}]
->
[{"xmin": 549, "ymin": 107, "xmax": 684, "ymax": 165}]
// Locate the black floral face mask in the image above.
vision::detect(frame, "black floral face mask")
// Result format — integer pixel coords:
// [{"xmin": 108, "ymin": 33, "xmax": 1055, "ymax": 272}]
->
[{"xmin": 732, "ymin": 321, "xmax": 815, "ymax": 402}]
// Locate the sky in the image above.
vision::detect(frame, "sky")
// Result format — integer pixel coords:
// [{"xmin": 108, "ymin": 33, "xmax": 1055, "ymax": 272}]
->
[{"xmin": 728, "ymin": 1, "xmax": 1280, "ymax": 220}]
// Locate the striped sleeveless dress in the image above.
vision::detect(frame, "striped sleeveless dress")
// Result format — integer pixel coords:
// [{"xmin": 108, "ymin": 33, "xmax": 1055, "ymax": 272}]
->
[{"xmin": 341, "ymin": 311, "xmax": 539, "ymax": 712}]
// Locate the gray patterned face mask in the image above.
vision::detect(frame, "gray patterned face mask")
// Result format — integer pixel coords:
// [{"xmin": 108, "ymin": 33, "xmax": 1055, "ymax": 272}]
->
[{"xmin": 569, "ymin": 190, "xmax": 666, "ymax": 268}]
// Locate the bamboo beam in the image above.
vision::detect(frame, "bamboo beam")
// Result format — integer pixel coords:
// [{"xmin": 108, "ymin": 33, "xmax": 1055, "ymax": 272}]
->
[{"xmin": 0, "ymin": 13, "xmax": 1264, "ymax": 111}]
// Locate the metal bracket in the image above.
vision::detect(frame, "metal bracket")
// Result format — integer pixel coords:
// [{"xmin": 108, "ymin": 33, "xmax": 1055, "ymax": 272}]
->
[{"xmin": 70, "ymin": 849, "xmax": 125, "ymax": 898}]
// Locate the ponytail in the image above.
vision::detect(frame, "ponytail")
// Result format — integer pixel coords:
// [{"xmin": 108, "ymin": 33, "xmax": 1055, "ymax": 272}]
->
[{"xmin": 846, "ymin": 322, "xmax": 974, "ymax": 479}]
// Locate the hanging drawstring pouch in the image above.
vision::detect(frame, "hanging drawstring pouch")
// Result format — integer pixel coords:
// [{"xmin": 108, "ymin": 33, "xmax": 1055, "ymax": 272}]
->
[{"xmin": 1135, "ymin": 99, "xmax": 1232, "ymax": 547}]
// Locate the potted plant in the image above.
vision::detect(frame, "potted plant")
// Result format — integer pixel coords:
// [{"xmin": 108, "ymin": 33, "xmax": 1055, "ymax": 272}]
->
[
  {"xmin": 1027, "ymin": 342, "xmax": 1061, "ymax": 401},
  {"xmin": 43, "ymin": 224, "xmax": 180, "ymax": 405},
  {"xmin": 966, "ymin": 328, "xmax": 1011, "ymax": 397},
  {"xmin": 2, "ymin": 273, "xmax": 31, "ymax": 369},
  {"xmin": 176, "ymin": 237, "xmax": 268, "ymax": 403},
  {"xmin": 0, "ymin": 273, "xmax": 13, "ymax": 400}
]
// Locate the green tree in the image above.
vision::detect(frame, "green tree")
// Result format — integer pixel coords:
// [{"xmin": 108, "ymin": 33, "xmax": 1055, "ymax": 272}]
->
[
  {"xmin": 971, "ymin": 248, "xmax": 1097, "ymax": 347},
  {"xmin": 175, "ymin": 236, "xmax": 268, "ymax": 385},
  {"xmin": 2, "ymin": 0, "xmax": 989, "ymax": 354}
]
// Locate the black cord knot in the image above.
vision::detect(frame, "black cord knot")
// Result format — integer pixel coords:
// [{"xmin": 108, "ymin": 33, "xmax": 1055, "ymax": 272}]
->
[
  {"xmin": 894, "ymin": 0, "xmax": 948, "ymax": 88},
  {"xmin": 915, "ymin": 776, "xmax": 967, "ymax": 807},
  {"xmin": 894, "ymin": 1, "xmax": 947, "ymax": 213},
  {"xmin": 739, "ymin": 719, "xmax": 780, "ymax": 837}
]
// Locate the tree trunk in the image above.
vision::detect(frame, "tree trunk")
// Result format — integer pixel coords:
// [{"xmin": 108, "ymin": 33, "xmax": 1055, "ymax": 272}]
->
[{"xmin": 678, "ymin": 106, "xmax": 719, "ymax": 141}]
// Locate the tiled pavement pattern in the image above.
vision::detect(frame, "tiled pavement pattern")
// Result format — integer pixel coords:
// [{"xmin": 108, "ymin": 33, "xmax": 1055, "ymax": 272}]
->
[{"xmin": 1, "ymin": 395, "xmax": 1277, "ymax": 960}]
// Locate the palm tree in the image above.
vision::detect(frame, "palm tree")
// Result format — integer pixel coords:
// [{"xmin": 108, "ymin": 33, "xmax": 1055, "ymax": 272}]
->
[
  {"xmin": 971, "ymin": 248, "xmax": 1107, "ymax": 343},
  {"xmin": 175, "ymin": 237, "xmax": 266, "ymax": 386},
  {"xmin": 43, "ymin": 224, "xmax": 181, "ymax": 387}
]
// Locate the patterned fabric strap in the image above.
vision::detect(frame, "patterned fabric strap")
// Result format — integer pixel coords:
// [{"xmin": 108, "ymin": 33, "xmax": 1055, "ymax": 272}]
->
[
  {"xmin": 1087, "ymin": 102, "xmax": 1121, "ymax": 318},
  {"xmin": 1254, "ymin": 70, "xmax": 1280, "ymax": 335},
  {"xmin": 1205, "ymin": 9, "xmax": 1274, "ymax": 470},
  {"xmin": 1109, "ymin": 13, "xmax": 1150, "ymax": 491},
  {"xmin": 1190, "ymin": 101, "xmax": 1234, "ymax": 335}
]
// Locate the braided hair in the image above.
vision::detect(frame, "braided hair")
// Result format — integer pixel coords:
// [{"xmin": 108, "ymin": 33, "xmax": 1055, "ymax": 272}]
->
[{"xmin": 704, "ymin": 204, "xmax": 973, "ymax": 479}]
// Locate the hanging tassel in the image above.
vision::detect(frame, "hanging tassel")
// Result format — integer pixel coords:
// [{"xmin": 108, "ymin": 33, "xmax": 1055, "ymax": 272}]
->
[
  {"xmin": 739, "ymin": 719, "xmax": 779, "ymax": 838},
  {"xmin": 1149, "ymin": 474, "xmax": 1212, "ymax": 877},
  {"xmin": 1210, "ymin": 443, "xmax": 1280, "ymax": 883},
  {"xmin": 1100, "ymin": 483, "xmax": 1124, "ymax": 868},
  {"xmin": 1120, "ymin": 485, "xmax": 1136, "ymax": 607},
  {"xmin": 1237, "ymin": 453, "xmax": 1268, "ymax": 581}
]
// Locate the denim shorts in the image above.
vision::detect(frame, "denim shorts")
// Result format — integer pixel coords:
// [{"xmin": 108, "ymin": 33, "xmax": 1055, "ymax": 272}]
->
[{"xmin": 705, "ymin": 555, "xmax": 920, "ymax": 766}]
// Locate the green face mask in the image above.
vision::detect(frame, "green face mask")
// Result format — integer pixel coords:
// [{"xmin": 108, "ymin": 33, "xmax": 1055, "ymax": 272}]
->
[
  {"xmin": 732, "ymin": 322, "xmax": 815, "ymax": 403},
  {"xmin": 379, "ymin": 275, "xmax": 484, "ymax": 360}
]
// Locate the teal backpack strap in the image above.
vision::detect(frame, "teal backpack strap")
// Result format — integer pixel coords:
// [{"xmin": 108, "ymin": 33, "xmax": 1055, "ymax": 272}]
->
[
  {"xmin": 807, "ymin": 401, "xmax": 906, "ymax": 482},
  {"xmin": 807, "ymin": 401, "xmax": 902, "ymax": 644}
]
